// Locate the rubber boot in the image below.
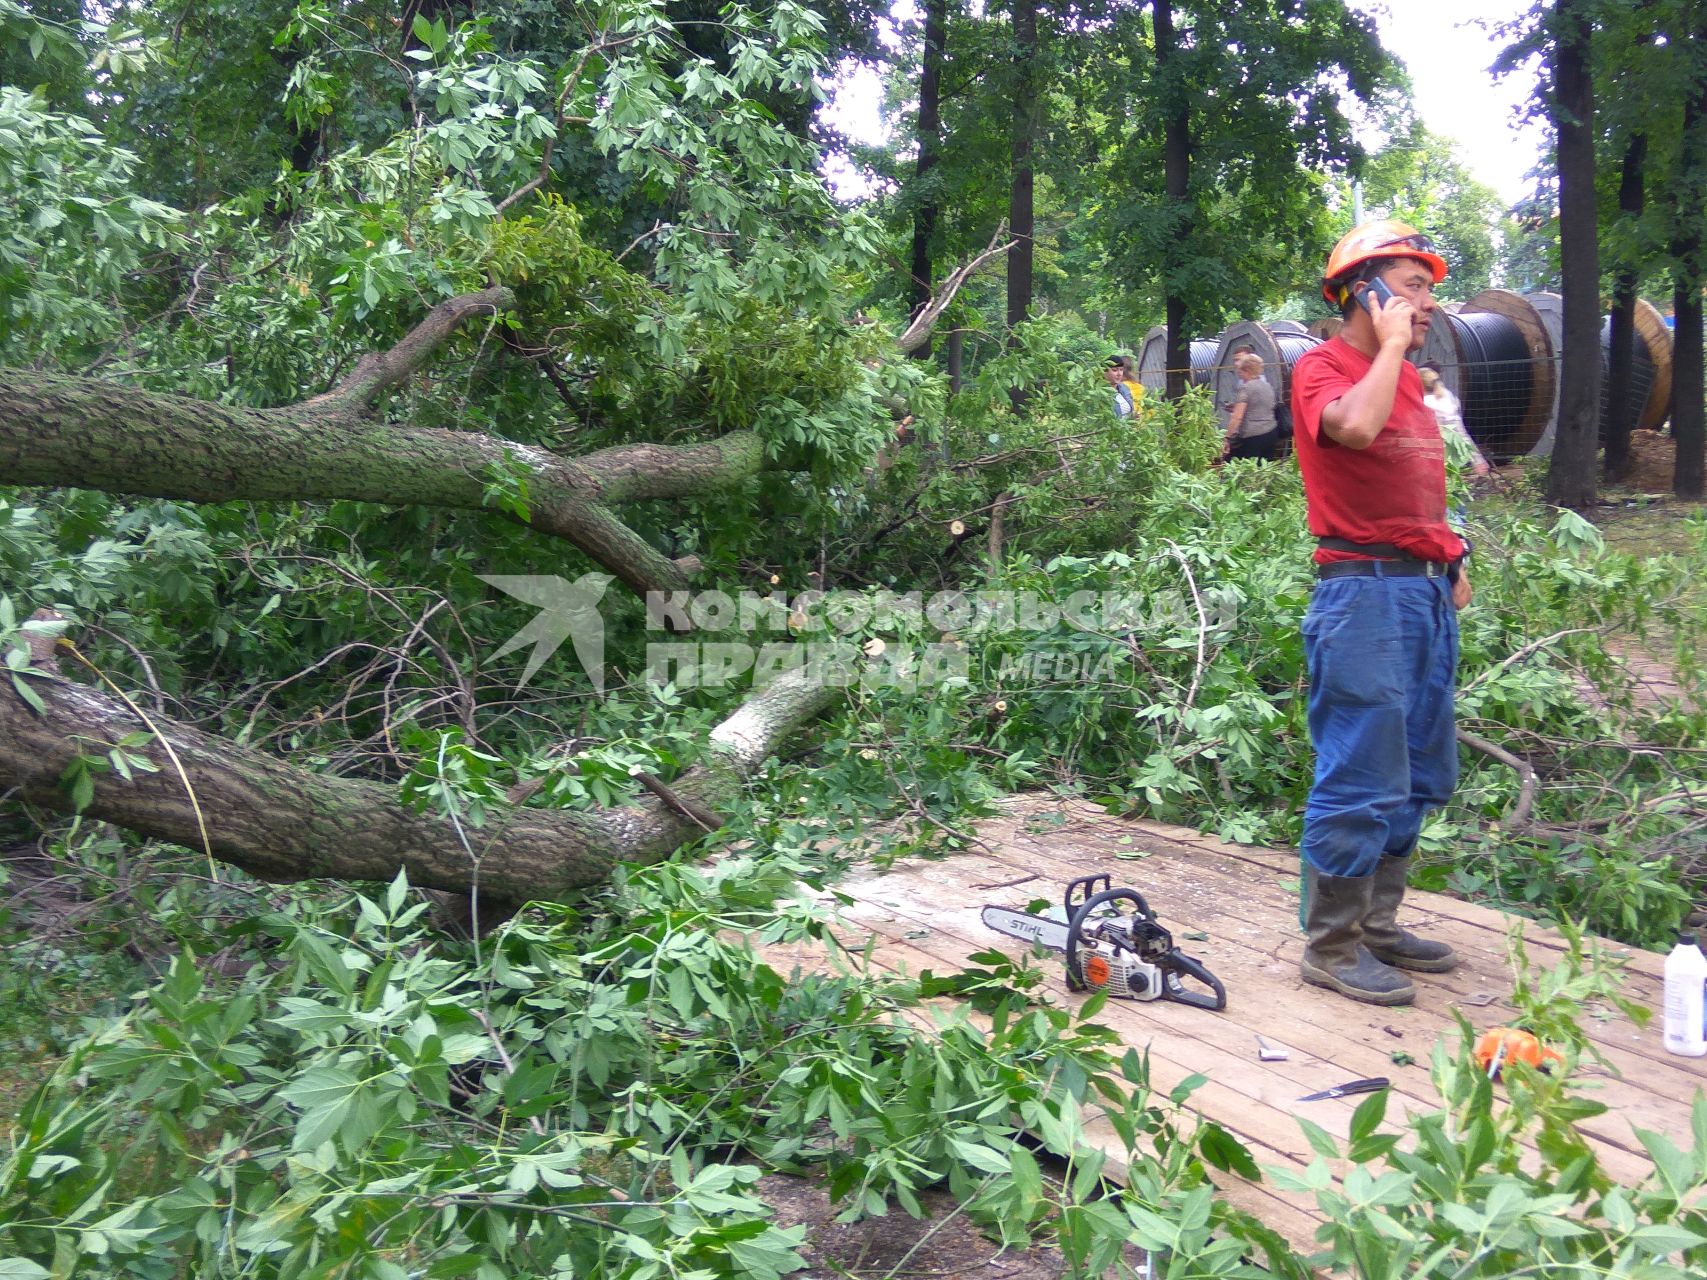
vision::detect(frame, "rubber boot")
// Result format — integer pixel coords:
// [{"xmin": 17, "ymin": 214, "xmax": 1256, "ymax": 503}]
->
[
  {"xmin": 1363, "ymin": 854, "xmax": 1458, "ymax": 973},
  {"xmin": 1300, "ymin": 866, "xmax": 1415, "ymax": 1006},
  {"xmin": 1297, "ymin": 851, "xmax": 1309, "ymax": 931}
]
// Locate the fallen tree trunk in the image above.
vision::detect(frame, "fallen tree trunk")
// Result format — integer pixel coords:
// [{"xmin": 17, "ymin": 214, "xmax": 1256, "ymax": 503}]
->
[
  {"xmin": 0, "ymin": 367, "xmax": 762, "ymax": 598},
  {"xmin": 0, "ymin": 663, "xmax": 837, "ymax": 902},
  {"xmin": 1, "ymin": 239, "xmax": 999, "ymax": 596}
]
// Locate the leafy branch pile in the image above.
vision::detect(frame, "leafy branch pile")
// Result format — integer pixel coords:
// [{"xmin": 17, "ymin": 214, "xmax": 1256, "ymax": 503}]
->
[{"xmin": 3, "ymin": 853, "xmax": 1705, "ymax": 1279}]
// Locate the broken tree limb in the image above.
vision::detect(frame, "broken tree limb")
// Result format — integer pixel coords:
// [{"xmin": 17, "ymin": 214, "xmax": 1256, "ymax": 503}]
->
[
  {"xmin": 1457, "ymin": 726, "xmax": 1539, "ymax": 830},
  {"xmin": 0, "ymin": 370, "xmax": 769, "ymax": 597},
  {"xmin": 896, "ymin": 224, "xmax": 1016, "ymax": 356},
  {"xmin": 0, "ymin": 665, "xmax": 840, "ymax": 902},
  {"xmin": 305, "ymin": 287, "xmax": 516, "ymax": 411}
]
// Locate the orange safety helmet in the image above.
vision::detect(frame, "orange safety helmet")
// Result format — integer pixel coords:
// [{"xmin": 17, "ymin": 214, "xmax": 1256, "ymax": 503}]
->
[{"xmin": 1321, "ymin": 219, "xmax": 1449, "ymax": 304}]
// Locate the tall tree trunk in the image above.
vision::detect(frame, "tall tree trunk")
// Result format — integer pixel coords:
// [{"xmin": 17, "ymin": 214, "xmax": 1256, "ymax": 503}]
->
[
  {"xmin": 1545, "ymin": 0, "xmax": 1600, "ymax": 509},
  {"xmin": 908, "ymin": 0, "xmax": 948, "ymax": 360},
  {"xmin": 1672, "ymin": 18, "xmax": 1707, "ymax": 501},
  {"xmin": 1006, "ymin": 0, "xmax": 1038, "ymax": 343},
  {"xmin": 0, "ymin": 658, "xmax": 837, "ymax": 906},
  {"xmin": 1674, "ymin": 284, "xmax": 1703, "ymax": 500},
  {"xmin": 1603, "ymin": 130, "xmax": 1646, "ymax": 483},
  {"xmin": 1154, "ymin": 0, "xmax": 1191, "ymax": 404}
]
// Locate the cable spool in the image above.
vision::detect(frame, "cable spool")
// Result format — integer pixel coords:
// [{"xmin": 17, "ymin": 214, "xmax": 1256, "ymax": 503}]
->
[
  {"xmin": 1269, "ymin": 320, "xmax": 1311, "ymax": 336},
  {"xmin": 1211, "ymin": 320, "xmax": 1321, "ymax": 426},
  {"xmin": 1526, "ymin": 291, "xmax": 1564, "ymax": 457},
  {"xmin": 1600, "ymin": 298, "xmax": 1674, "ymax": 436},
  {"xmin": 1461, "ymin": 289, "xmax": 1554, "ymax": 458},
  {"xmin": 1137, "ymin": 325, "xmax": 1221, "ymax": 397},
  {"xmin": 1634, "ymin": 299, "xmax": 1673, "ymax": 430},
  {"xmin": 1307, "ymin": 316, "xmax": 1344, "ymax": 341},
  {"xmin": 1407, "ymin": 296, "xmax": 1548, "ymax": 459}
]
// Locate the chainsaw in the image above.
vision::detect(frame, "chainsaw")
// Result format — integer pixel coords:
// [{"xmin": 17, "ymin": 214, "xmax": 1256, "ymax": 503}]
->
[{"xmin": 981, "ymin": 873, "xmax": 1227, "ymax": 1011}]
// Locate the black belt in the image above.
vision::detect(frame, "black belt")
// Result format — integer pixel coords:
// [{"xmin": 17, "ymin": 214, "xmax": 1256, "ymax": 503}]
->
[
  {"xmin": 1315, "ymin": 535, "xmax": 1460, "ymax": 583},
  {"xmin": 1317, "ymin": 559, "xmax": 1449, "ymax": 579}
]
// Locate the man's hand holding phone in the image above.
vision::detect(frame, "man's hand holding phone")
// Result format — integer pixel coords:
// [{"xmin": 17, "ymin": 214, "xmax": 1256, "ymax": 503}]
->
[{"xmin": 1359, "ymin": 276, "xmax": 1414, "ymax": 349}]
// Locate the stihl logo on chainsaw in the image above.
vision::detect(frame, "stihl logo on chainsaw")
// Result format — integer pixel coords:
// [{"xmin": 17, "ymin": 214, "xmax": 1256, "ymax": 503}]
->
[{"xmin": 982, "ymin": 873, "xmax": 1227, "ymax": 1011}]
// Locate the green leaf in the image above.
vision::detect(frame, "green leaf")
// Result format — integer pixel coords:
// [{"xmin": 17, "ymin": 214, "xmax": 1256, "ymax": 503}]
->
[
  {"xmin": 948, "ymin": 1137, "xmax": 1012, "ymax": 1176},
  {"xmin": 0, "ymin": 1262, "xmax": 52, "ymax": 1280},
  {"xmin": 1629, "ymin": 1223, "xmax": 1707, "ymax": 1254},
  {"xmin": 1168, "ymin": 1072, "xmax": 1208, "ymax": 1105},
  {"xmin": 1297, "ymin": 1116, "xmax": 1340, "ymax": 1161},
  {"xmin": 278, "ymin": 1065, "xmax": 363, "ymax": 1150},
  {"xmin": 10, "ymin": 671, "xmax": 46, "ymax": 714},
  {"xmin": 1008, "ymin": 1145, "xmax": 1044, "ymax": 1209},
  {"xmin": 1198, "ymin": 1122, "xmax": 1261, "ymax": 1181},
  {"xmin": 1633, "ymin": 1127, "xmax": 1695, "ymax": 1201},
  {"xmin": 1348, "ymin": 1085, "xmax": 1389, "ymax": 1143}
]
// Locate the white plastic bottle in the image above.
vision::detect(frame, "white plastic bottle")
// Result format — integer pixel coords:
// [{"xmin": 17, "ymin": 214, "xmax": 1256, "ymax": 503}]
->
[{"xmin": 1662, "ymin": 930, "xmax": 1707, "ymax": 1057}]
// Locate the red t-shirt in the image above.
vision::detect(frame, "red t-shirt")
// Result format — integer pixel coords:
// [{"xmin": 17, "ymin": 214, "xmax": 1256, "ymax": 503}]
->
[{"xmin": 1289, "ymin": 337, "xmax": 1467, "ymax": 565}]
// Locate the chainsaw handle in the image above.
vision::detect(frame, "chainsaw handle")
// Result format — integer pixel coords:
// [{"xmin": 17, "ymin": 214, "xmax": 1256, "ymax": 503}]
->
[
  {"xmin": 1064, "ymin": 887, "xmax": 1150, "ymax": 991},
  {"xmin": 1162, "ymin": 953, "xmax": 1227, "ymax": 1011}
]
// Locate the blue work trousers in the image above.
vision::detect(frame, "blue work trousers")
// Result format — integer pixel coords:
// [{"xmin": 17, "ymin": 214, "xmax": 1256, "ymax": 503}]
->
[{"xmin": 1300, "ymin": 572, "xmax": 1459, "ymax": 879}]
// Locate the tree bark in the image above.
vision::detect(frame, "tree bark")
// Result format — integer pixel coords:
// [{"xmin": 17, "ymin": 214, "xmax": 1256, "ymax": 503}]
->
[
  {"xmin": 1544, "ymin": 0, "xmax": 1600, "ymax": 510},
  {"xmin": 1671, "ymin": 8, "xmax": 1707, "ymax": 501},
  {"xmin": 0, "ymin": 288, "xmax": 770, "ymax": 598},
  {"xmin": 1154, "ymin": 0, "xmax": 1191, "ymax": 404},
  {"xmin": 0, "ymin": 663, "xmax": 838, "ymax": 903},
  {"xmin": 1006, "ymin": 0, "xmax": 1038, "ymax": 347},
  {"xmin": 907, "ymin": 0, "xmax": 948, "ymax": 360},
  {"xmin": 1603, "ymin": 129, "xmax": 1645, "ymax": 483}
]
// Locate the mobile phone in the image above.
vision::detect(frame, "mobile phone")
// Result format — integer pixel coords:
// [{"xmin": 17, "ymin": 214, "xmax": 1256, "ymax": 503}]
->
[{"xmin": 1361, "ymin": 277, "xmax": 1396, "ymax": 312}]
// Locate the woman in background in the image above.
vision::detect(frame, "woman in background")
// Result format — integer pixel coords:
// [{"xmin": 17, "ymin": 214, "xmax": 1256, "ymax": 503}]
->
[
  {"xmin": 1419, "ymin": 364, "xmax": 1491, "ymax": 476},
  {"xmin": 1221, "ymin": 352, "xmax": 1282, "ymax": 461}
]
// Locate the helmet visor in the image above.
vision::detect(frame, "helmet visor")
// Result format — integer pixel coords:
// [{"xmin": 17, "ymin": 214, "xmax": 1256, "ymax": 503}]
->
[{"xmin": 1375, "ymin": 233, "xmax": 1437, "ymax": 255}]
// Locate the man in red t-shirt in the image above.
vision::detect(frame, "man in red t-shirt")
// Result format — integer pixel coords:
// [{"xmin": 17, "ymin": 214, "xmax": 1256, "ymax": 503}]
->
[{"xmin": 1287, "ymin": 220, "xmax": 1472, "ymax": 1007}]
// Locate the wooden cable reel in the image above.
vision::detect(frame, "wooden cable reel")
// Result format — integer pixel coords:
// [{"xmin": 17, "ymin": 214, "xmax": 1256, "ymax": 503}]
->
[{"xmin": 1137, "ymin": 324, "xmax": 1221, "ymax": 398}]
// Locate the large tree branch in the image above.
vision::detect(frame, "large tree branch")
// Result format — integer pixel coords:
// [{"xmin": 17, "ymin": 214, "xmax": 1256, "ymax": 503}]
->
[
  {"xmin": 306, "ymin": 287, "xmax": 515, "ymax": 411},
  {"xmin": 0, "ymin": 665, "xmax": 839, "ymax": 902},
  {"xmin": 896, "ymin": 223, "xmax": 1015, "ymax": 356},
  {"xmin": 0, "ymin": 370, "xmax": 767, "ymax": 597}
]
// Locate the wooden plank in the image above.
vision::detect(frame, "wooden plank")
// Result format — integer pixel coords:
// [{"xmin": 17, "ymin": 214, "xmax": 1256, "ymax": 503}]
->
[
  {"xmin": 962, "ymin": 811, "xmax": 1693, "ymax": 1085},
  {"xmin": 829, "ymin": 863, "xmax": 1667, "ymax": 1189},
  {"xmin": 993, "ymin": 797, "xmax": 1667, "ymax": 979},
  {"xmin": 919, "ymin": 828, "xmax": 1704, "ymax": 1153},
  {"xmin": 761, "ymin": 799, "xmax": 1707, "ymax": 1251}
]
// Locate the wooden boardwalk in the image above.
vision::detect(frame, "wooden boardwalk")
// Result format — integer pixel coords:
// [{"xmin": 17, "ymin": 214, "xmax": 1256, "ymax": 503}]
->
[{"xmin": 760, "ymin": 794, "xmax": 1706, "ymax": 1249}]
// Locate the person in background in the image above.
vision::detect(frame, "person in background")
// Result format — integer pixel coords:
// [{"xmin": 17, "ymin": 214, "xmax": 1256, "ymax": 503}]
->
[
  {"xmin": 1104, "ymin": 357, "xmax": 1134, "ymax": 417},
  {"xmin": 1221, "ymin": 352, "xmax": 1282, "ymax": 461},
  {"xmin": 1115, "ymin": 355, "xmax": 1144, "ymax": 411},
  {"xmin": 1105, "ymin": 355, "xmax": 1143, "ymax": 418},
  {"xmin": 1288, "ymin": 219, "xmax": 1471, "ymax": 1007},
  {"xmin": 1419, "ymin": 364, "xmax": 1491, "ymax": 476}
]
